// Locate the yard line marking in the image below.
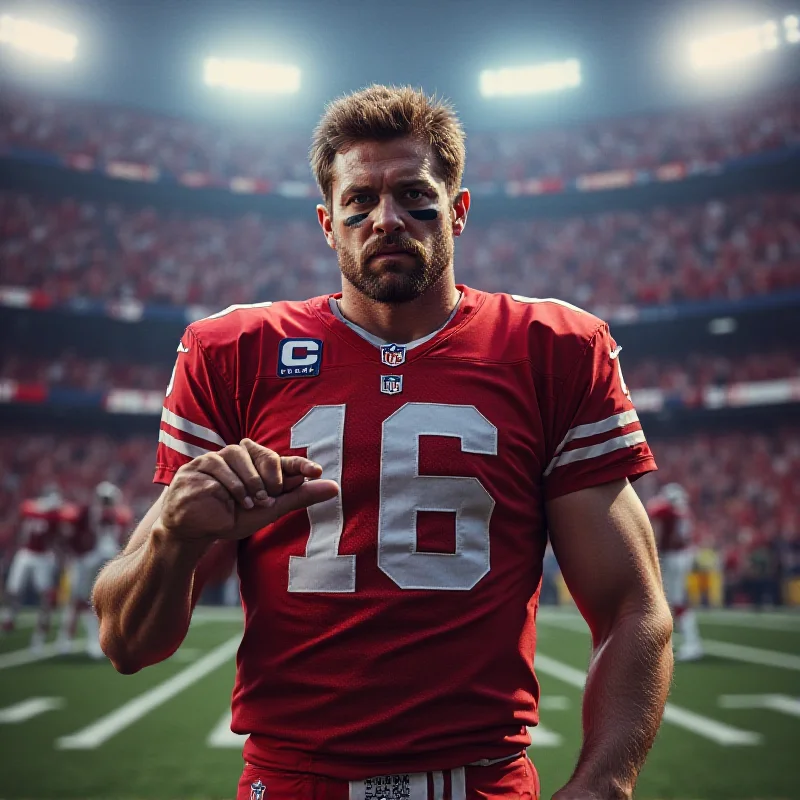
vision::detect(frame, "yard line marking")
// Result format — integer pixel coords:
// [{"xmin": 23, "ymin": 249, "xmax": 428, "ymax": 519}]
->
[
  {"xmin": 719, "ymin": 694, "xmax": 800, "ymax": 718},
  {"xmin": 536, "ymin": 615, "xmax": 589, "ymax": 634},
  {"xmin": 540, "ymin": 607, "xmax": 800, "ymax": 634},
  {"xmin": 535, "ymin": 653, "xmax": 761, "ymax": 746},
  {"xmin": 699, "ymin": 610, "xmax": 800, "ymax": 630},
  {"xmin": 702, "ymin": 639, "xmax": 800, "ymax": 672},
  {"xmin": 0, "ymin": 639, "xmax": 86, "ymax": 671},
  {"xmin": 207, "ymin": 710, "xmax": 247, "ymax": 748},
  {"xmin": 540, "ymin": 612, "xmax": 800, "ymax": 670},
  {"xmin": 527, "ymin": 725, "xmax": 563, "ymax": 747},
  {"xmin": 697, "ymin": 614, "xmax": 800, "ymax": 633},
  {"xmin": 0, "ymin": 697, "xmax": 64, "ymax": 723},
  {"xmin": 191, "ymin": 607, "xmax": 244, "ymax": 624},
  {"xmin": 660, "ymin": 706, "xmax": 761, "ymax": 746},
  {"xmin": 168, "ymin": 647, "xmax": 201, "ymax": 663},
  {"xmin": 538, "ymin": 695, "xmax": 571, "ymax": 710},
  {"xmin": 56, "ymin": 636, "xmax": 240, "ymax": 750}
]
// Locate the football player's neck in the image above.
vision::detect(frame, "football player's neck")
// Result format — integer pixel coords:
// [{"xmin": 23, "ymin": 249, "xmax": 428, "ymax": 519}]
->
[{"xmin": 339, "ymin": 275, "xmax": 460, "ymax": 344}]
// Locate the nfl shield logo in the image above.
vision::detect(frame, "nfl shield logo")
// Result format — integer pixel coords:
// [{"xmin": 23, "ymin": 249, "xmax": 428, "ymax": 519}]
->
[
  {"xmin": 381, "ymin": 375, "xmax": 403, "ymax": 395},
  {"xmin": 381, "ymin": 343, "xmax": 406, "ymax": 367},
  {"xmin": 250, "ymin": 779, "xmax": 266, "ymax": 800}
]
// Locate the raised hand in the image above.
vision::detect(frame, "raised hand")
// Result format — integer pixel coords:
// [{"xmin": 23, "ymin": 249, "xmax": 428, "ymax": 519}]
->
[{"xmin": 159, "ymin": 438, "xmax": 338, "ymax": 542}]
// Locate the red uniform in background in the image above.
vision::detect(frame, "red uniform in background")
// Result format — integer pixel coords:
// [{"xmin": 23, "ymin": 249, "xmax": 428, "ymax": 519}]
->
[
  {"xmin": 648, "ymin": 496, "xmax": 692, "ymax": 554},
  {"xmin": 2, "ymin": 494, "xmax": 62, "ymax": 647},
  {"xmin": 5, "ymin": 498, "xmax": 61, "ymax": 597},
  {"xmin": 155, "ymin": 286, "xmax": 656, "ymax": 789},
  {"xmin": 648, "ymin": 484, "xmax": 703, "ymax": 661},
  {"xmin": 61, "ymin": 503, "xmax": 97, "ymax": 561},
  {"xmin": 57, "ymin": 486, "xmax": 132, "ymax": 657}
]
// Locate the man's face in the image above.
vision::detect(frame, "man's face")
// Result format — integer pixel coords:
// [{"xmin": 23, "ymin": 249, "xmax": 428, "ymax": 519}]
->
[{"xmin": 317, "ymin": 138, "xmax": 469, "ymax": 304}]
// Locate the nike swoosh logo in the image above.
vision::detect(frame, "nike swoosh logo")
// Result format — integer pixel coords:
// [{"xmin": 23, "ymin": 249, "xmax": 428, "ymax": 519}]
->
[
  {"xmin": 610, "ymin": 346, "xmax": 622, "ymax": 360},
  {"xmin": 177, "ymin": 342, "xmax": 190, "ymax": 353}
]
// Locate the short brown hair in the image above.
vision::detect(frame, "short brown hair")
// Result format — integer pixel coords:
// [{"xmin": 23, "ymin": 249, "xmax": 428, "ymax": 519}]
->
[{"xmin": 310, "ymin": 84, "xmax": 466, "ymax": 208}]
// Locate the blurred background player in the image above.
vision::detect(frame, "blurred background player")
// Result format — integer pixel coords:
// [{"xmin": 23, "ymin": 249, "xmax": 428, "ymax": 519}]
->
[
  {"xmin": 1, "ymin": 485, "xmax": 63, "ymax": 652},
  {"xmin": 648, "ymin": 482, "xmax": 703, "ymax": 661},
  {"xmin": 57, "ymin": 482, "xmax": 131, "ymax": 657}
]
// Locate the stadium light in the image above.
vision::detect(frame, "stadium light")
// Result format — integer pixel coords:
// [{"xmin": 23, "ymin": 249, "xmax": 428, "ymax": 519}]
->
[
  {"xmin": 204, "ymin": 57, "xmax": 301, "ymax": 94},
  {"xmin": 0, "ymin": 15, "xmax": 77, "ymax": 62},
  {"xmin": 786, "ymin": 15, "xmax": 800, "ymax": 44},
  {"xmin": 688, "ymin": 18, "xmax": 792, "ymax": 71},
  {"xmin": 479, "ymin": 59, "xmax": 581, "ymax": 97}
]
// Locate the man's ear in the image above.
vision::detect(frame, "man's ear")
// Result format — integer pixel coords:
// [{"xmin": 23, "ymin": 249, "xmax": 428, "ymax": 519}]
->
[
  {"xmin": 317, "ymin": 204, "xmax": 336, "ymax": 250},
  {"xmin": 452, "ymin": 189, "xmax": 471, "ymax": 237}
]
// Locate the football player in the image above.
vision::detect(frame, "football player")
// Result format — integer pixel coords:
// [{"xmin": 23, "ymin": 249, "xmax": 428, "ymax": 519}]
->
[
  {"xmin": 57, "ymin": 482, "xmax": 131, "ymax": 657},
  {"xmin": 1, "ymin": 486, "xmax": 62, "ymax": 651},
  {"xmin": 648, "ymin": 483, "xmax": 703, "ymax": 661},
  {"xmin": 94, "ymin": 85, "xmax": 673, "ymax": 800}
]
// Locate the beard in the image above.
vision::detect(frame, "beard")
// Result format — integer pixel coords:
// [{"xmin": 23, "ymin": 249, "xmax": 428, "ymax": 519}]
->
[{"xmin": 335, "ymin": 225, "xmax": 453, "ymax": 304}]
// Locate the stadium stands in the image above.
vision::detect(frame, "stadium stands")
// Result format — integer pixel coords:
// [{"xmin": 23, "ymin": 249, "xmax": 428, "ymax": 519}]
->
[
  {"xmin": 2, "ymin": 86, "xmax": 800, "ymax": 185},
  {"xmin": 2, "ymin": 190, "xmax": 799, "ymax": 310}
]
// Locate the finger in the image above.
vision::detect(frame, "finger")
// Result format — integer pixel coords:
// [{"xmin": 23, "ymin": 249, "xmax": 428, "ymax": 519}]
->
[
  {"xmin": 280, "ymin": 455, "xmax": 323, "ymax": 479},
  {"xmin": 228, "ymin": 480, "xmax": 340, "ymax": 541},
  {"xmin": 195, "ymin": 453, "xmax": 254, "ymax": 509},
  {"xmin": 241, "ymin": 439, "xmax": 283, "ymax": 497},
  {"xmin": 281, "ymin": 474, "xmax": 306, "ymax": 494},
  {"xmin": 219, "ymin": 444, "xmax": 269, "ymax": 505},
  {"xmin": 270, "ymin": 479, "xmax": 339, "ymax": 516}
]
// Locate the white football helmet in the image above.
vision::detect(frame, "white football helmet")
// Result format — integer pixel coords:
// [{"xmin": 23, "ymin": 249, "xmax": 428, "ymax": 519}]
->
[
  {"xmin": 38, "ymin": 484, "xmax": 63, "ymax": 511},
  {"xmin": 95, "ymin": 481, "xmax": 122, "ymax": 505},
  {"xmin": 661, "ymin": 483, "xmax": 688, "ymax": 509}
]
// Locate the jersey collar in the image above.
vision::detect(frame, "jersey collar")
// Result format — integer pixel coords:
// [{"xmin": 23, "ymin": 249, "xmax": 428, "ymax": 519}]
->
[{"xmin": 311, "ymin": 284, "xmax": 485, "ymax": 363}]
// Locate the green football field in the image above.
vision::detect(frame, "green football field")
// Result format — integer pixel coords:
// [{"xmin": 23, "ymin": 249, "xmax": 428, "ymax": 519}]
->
[{"xmin": 1, "ymin": 607, "xmax": 799, "ymax": 799}]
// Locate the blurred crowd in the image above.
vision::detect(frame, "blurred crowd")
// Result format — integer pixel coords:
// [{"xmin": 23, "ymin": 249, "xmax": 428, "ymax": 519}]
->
[
  {"xmin": 2, "ymin": 349, "xmax": 798, "ymax": 396},
  {"xmin": 622, "ymin": 349, "xmax": 800, "ymax": 392},
  {"xmin": 2, "ymin": 87, "xmax": 799, "ymax": 183},
  {"xmin": 638, "ymin": 429, "xmax": 800, "ymax": 604},
  {"xmin": 2, "ymin": 190, "xmax": 799, "ymax": 311},
  {"xmin": 0, "ymin": 351, "xmax": 170, "ymax": 392}
]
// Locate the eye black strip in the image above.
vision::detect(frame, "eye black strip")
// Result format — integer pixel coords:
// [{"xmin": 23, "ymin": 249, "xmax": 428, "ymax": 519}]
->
[
  {"xmin": 344, "ymin": 213, "xmax": 369, "ymax": 227},
  {"xmin": 408, "ymin": 209, "xmax": 438, "ymax": 221}
]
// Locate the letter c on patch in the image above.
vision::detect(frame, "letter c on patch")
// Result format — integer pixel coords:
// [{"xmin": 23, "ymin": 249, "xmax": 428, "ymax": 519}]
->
[{"xmin": 281, "ymin": 339, "xmax": 319, "ymax": 367}]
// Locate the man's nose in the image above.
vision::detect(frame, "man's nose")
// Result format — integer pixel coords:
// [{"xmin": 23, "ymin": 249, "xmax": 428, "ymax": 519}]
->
[{"xmin": 372, "ymin": 197, "xmax": 406, "ymax": 235}]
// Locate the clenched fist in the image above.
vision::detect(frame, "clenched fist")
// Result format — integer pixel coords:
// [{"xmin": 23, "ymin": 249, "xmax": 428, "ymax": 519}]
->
[{"xmin": 159, "ymin": 438, "xmax": 339, "ymax": 542}]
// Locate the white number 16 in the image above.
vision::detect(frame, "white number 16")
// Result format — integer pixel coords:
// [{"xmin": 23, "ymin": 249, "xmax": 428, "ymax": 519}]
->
[{"xmin": 288, "ymin": 403, "xmax": 497, "ymax": 593}]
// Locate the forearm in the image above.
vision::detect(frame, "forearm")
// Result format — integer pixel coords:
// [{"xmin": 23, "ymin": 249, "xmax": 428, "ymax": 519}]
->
[
  {"xmin": 561, "ymin": 606, "xmax": 673, "ymax": 800},
  {"xmin": 92, "ymin": 520, "xmax": 212, "ymax": 673}
]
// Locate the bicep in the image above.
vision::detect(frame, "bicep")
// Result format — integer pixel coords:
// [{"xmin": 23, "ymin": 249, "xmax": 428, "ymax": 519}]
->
[{"xmin": 546, "ymin": 478, "xmax": 664, "ymax": 643}]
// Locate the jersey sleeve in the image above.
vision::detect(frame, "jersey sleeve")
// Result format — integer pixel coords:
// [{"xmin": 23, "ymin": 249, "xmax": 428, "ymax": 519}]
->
[
  {"xmin": 154, "ymin": 327, "xmax": 241, "ymax": 486},
  {"xmin": 543, "ymin": 323, "xmax": 656, "ymax": 500}
]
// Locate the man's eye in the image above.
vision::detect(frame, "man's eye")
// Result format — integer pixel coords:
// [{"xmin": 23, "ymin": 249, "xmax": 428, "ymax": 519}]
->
[
  {"xmin": 352, "ymin": 194, "xmax": 372, "ymax": 205},
  {"xmin": 406, "ymin": 190, "xmax": 424, "ymax": 200}
]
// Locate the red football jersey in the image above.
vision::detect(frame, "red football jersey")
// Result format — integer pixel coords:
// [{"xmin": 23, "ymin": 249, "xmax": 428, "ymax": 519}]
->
[
  {"xmin": 648, "ymin": 499, "xmax": 692, "ymax": 553},
  {"xmin": 154, "ymin": 286, "xmax": 656, "ymax": 778},
  {"xmin": 18, "ymin": 499, "xmax": 61, "ymax": 554},
  {"xmin": 60, "ymin": 504, "xmax": 96, "ymax": 556}
]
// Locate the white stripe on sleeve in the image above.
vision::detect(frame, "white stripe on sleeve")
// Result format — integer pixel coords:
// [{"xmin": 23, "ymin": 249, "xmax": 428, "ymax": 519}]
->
[
  {"xmin": 158, "ymin": 430, "xmax": 215, "ymax": 460},
  {"xmin": 545, "ymin": 429, "xmax": 647, "ymax": 476},
  {"xmin": 161, "ymin": 407, "xmax": 226, "ymax": 447},
  {"xmin": 551, "ymin": 409, "xmax": 639, "ymax": 460}
]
